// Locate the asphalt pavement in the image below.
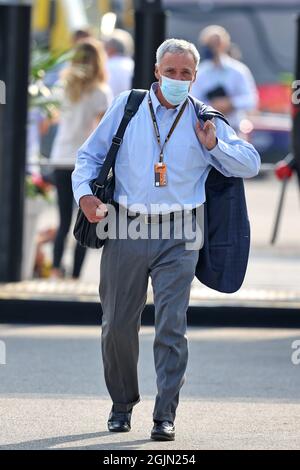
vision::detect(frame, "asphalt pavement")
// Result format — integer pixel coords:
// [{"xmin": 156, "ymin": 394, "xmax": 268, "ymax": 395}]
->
[{"xmin": 0, "ymin": 324, "xmax": 300, "ymax": 450}]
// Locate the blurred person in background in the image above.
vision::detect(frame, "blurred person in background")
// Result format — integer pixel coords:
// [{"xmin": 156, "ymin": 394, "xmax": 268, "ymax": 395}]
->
[
  {"xmin": 49, "ymin": 38, "xmax": 112, "ymax": 279},
  {"xmin": 44, "ymin": 28, "xmax": 93, "ymax": 89},
  {"xmin": 40, "ymin": 29, "xmax": 94, "ymax": 162},
  {"xmin": 104, "ymin": 29, "xmax": 134, "ymax": 98},
  {"xmin": 192, "ymin": 25, "xmax": 258, "ymax": 130}
]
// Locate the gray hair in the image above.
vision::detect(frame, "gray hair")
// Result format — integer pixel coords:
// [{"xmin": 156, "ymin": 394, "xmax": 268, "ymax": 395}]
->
[
  {"xmin": 156, "ymin": 38, "xmax": 200, "ymax": 69},
  {"xmin": 104, "ymin": 29, "xmax": 134, "ymax": 57}
]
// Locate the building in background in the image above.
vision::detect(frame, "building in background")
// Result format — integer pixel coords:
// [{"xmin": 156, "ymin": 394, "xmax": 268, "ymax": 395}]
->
[{"xmin": 32, "ymin": 0, "xmax": 134, "ymax": 52}]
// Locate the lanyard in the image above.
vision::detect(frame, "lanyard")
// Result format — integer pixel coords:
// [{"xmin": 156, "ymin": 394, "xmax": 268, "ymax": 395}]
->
[{"xmin": 148, "ymin": 95, "xmax": 188, "ymax": 163}]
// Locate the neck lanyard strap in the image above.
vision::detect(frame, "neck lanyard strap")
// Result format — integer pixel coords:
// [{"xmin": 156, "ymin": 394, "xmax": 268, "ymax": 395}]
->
[{"xmin": 148, "ymin": 96, "xmax": 188, "ymax": 161}]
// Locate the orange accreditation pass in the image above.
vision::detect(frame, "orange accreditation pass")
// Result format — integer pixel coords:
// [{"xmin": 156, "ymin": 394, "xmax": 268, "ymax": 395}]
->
[{"xmin": 154, "ymin": 162, "xmax": 168, "ymax": 187}]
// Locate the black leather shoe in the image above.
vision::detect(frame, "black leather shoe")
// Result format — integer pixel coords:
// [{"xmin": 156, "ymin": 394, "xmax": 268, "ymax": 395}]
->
[
  {"xmin": 107, "ymin": 408, "xmax": 132, "ymax": 433},
  {"xmin": 151, "ymin": 421, "xmax": 175, "ymax": 441}
]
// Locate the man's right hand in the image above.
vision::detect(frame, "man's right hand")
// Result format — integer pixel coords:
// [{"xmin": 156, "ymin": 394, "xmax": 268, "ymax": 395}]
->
[{"xmin": 79, "ymin": 195, "xmax": 108, "ymax": 223}]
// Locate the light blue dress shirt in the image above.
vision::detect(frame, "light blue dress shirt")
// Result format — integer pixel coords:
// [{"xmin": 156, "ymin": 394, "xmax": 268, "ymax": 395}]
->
[
  {"xmin": 191, "ymin": 55, "xmax": 258, "ymax": 130},
  {"xmin": 72, "ymin": 83, "xmax": 260, "ymax": 214}
]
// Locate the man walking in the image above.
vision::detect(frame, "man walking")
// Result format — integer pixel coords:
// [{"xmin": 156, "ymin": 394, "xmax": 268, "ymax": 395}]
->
[
  {"xmin": 192, "ymin": 25, "xmax": 258, "ymax": 130},
  {"xmin": 104, "ymin": 29, "xmax": 134, "ymax": 98},
  {"xmin": 72, "ymin": 38, "xmax": 260, "ymax": 441}
]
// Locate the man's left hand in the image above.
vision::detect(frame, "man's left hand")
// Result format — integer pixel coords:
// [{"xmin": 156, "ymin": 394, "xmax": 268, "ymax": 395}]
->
[{"xmin": 195, "ymin": 120, "xmax": 217, "ymax": 151}]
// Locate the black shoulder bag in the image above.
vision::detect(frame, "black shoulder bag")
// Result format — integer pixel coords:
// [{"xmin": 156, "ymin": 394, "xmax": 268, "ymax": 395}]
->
[{"xmin": 73, "ymin": 89, "xmax": 147, "ymax": 249}]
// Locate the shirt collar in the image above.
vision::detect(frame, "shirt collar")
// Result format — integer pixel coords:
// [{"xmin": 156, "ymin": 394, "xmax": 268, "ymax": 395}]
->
[
  {"xmin": 150, "ymin": 82, "xmax": 163, "ymax": 113},
  {"xmin": 207, "ymin": 54, "xmax": 231, "ymax": 70}
]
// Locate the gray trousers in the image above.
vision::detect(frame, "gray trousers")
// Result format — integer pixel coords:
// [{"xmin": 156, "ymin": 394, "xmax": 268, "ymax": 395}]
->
[{"xmin": 99, "ymin": 211, "xmax": 199, "ymax": 423}]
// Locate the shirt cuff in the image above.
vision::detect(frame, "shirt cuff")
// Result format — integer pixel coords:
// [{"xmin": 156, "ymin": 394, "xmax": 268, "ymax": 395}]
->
[
  {"xmin": 74, "ymin": 184, "xmax": 93, "ymax": 207},
  {"xmin": 209, "ymin": 138, "xmax": 228, "ymax": 160}
]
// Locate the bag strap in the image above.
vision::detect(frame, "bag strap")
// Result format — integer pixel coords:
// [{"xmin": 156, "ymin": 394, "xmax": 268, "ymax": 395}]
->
[
  {"xmin": 95, "ymin": 89, "xmax": 147, "ymax": 187},
  {"xmin": 188, "ymin": 95, "xmax": 230, "ymax": 126}
]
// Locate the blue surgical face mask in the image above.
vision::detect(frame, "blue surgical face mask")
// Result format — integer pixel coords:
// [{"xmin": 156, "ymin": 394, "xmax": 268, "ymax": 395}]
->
[
  {"xmin": 200, "ymin": 45, "xmax": 216, "ymax": 61},
  {"xmin": 160, "ymin": 75, "xmax": 191, "ymax": 106}
]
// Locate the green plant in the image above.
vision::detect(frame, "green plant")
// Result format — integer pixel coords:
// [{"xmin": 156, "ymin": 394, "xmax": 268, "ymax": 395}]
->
[{"xmin": 29, "ymin": 48, "xmax": 73, "ymax": 117}]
